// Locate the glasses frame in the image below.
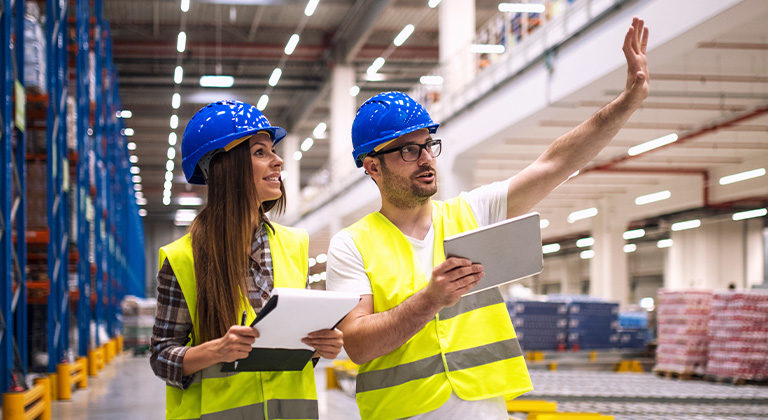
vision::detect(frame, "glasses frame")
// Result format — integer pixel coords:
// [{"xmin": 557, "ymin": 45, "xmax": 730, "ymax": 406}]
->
[{"xmin": 368, "ymin": 139, "xmax": 442, "ymax": 162}]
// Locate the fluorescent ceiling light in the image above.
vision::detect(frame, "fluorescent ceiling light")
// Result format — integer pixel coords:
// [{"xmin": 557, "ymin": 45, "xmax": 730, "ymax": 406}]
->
[
  {"xmin": 166, "ymin": 160, "xmax": 175, "ymax": 172},
  {"xmin": 257, "ymin": 94, "xmax": 269, "ymax": 111},
  {"xmin": 657, "ymin": 239, "xmax": 673, "ymax": 248},
  {"xmin": 364, "ymin": 73, "xmax": 387, "ymax": 82},
  {"xmin": 268, "ymin": 68, "xmax": 282, "ymax": 87},
  {"xmin": 671, "ymin": 219, "xmax": 701, "ymax": 232},
  {"xmin": 568, "ymin": 207, "xmax": 598, "ymax": 223},
  {"xmin": 165, "ymin": 171, "xmax": 174, "ymax": 182},
  {"xmin": 137, "ymin": 198, "xmax": 147, "ymax": 206},
  {"xmin": 367, "ymin": 57, "xmax": 386, "ymax": 75},
  {"xmin": 419, "ymin": 75, "xmax": 443, "ymax": 85},
  {"xmin": 293, "ymin": 151, "xmax": 303, "ymax": 161},
  {"xmin": 580, "ymin": 250, "xmax": 594, "ymax": 260},
  {"xmin": 164, "ymin": 180, "xmax": 173, "ymax": 191},
  {"xmin": 349, "ymin": 85, "xmax": 360, "ymax": 96},
  {"xmin": 635, "ymin": 190, "xmax": 670, "ymax": 205},
  {"xmin": 131, "ymin": 175, "xmax": 142, "ymax": 183},
  {"xmin": 130, "ymin": 166, "xmax": 140, "ymax": 174},
  {"xmin": 127, "ymin": 142, "xmax": 136, "ymax": 150},
  {"xmin": 167, "ymin": 147, "xmax": 176, "ymax": 160},
  {"xmin": 732, "ymin": 208, "xmax": 767, "ymax": 221},
  {"xmin": 316, "ymin": 253, "xmax": 327, "ymax": 264},
  {"xmin": 177, "ymin": 32, "xmax": 186, "ymax": 53},
  {"xmin": 170, "ymin": 115, "xmax": 178, "ymax": 129},
  {"xmin": 498, "ymin": 3, "xmax": 546, "ymax": 13},
  {"xmin": 542, "ymin": 243, "xmax": 560, "ymax": 254},
  {"xmin": 134, "ymin": 189, "xmax": 143, "ymax": 197},
  {"xmin": 172, "ymin": 93, "xmax": 181, "ymax": 109},
  {"xmin": 175, "ymin": 209, "xmax": 198, "ymax": 224},
  {"xmin": 285, "ymin": 34, "xmax": 300, "ymax": 55},
  {"xmin": 118, "ymin": 110, "xmax": 132, "ymax": 118},
  {"xmin": 129, "ymin": 155, "xmax": 138, "ymax": 164},
  {"xmin": 301, "ymin": 137, "xmax": 314, "ymax": 152},
  {"xmin": 199, "ymin": 75, "xmax": 234, "ymax": 88},
  {"xmin": 428, "ymin": 0, "xmax": 441, "ymax": 8},
  {"xmin": 180, "ymin": 0, "xmax": 189, "ymax": 12},
  {"xmin": 168, "ymin": 132, "xmax": 177, "ymax": 146},
  {"xmin": 623, "ymin": 229, "xmax": 645, "ymax": 240},
  {"xmin": 719, "ymin": 168, "xmax": 765, "ymax": 185},
  {"xmin": 163, "ymin": 196, "xmax": 171, "ymax": 206},
  {"xmin": 124, "ymin": 128, "xmax": 135, "ymax": 136},
  {"xmin": 308, "ymin": 258, "xmax": 316, "ymax": 268},
  {"xmin": 628, "ymin": 133, "xmax": 678, "ymax": 156},
  {"xmin": 174, "ymin": 66, "xmax": 183, "ymax": 84},
  {"xmin": 469, "ymin": 44, "xmax": 505, "ymax": 54},
  {"xmin": 623, "ymin": 244, "xmax": 637, "ymax": 253},
  {"xmin": 539, "ymin": 218, "xmax": 549, "ymax": 229},
  {"xmin": 394, "ymin": 24, "xmax": 414, "ymax": 47},
  {"xmin": 313, "ymin": 122, "xmax": 327, "ymax": 138},
  {"xmin": 304, "ymin": 0, "xmax": 319, "ymax": 16},
  {"xmin": 138, "ymin": 209, "xmax": 147, "ymax": 217},
  {"xmin": 576, "ymin": 237, "xmax": 594, "ymax": 248},
  {"xmin": 178, "ymin": 196, "xmax": 203, "ymax": 206}
]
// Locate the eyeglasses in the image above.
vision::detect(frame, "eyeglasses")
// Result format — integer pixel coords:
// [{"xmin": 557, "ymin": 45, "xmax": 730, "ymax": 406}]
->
[{"xmin": 369, "ymin": 139, "xmax": 442, "ymax": 162}]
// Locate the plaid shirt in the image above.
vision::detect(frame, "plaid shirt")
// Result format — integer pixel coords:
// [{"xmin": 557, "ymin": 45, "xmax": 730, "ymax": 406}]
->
[{"xmin": 150, "ymin": 223, "xmax": 309, "ymax": 389}]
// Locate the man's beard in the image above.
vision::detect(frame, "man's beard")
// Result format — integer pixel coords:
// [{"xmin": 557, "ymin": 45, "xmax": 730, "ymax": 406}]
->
[{"xmin": 379, "ymin": 161, "xmax": 438, "ymax": 209}]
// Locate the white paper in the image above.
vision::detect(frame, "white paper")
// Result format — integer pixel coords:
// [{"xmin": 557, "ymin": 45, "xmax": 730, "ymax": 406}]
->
[{"xmin": 252, "ymin": 288, "xmax": 360, "ymax": 350}]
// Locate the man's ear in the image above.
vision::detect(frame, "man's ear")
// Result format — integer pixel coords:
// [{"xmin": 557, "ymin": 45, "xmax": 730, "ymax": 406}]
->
[{"xmin": 362, "ymin": 156, "xmax": 381, "ymax": 180}]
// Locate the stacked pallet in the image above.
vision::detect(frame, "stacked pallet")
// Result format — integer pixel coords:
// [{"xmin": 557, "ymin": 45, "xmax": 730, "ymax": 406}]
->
[
  {"xmin": 564, "ymin": 300, "xmax": 620, "ymax": 351},
  {"xmin": 706, "ymin": 291, "xmax": 768, "ymax": 382},
  {"xmin": 654, "ymin": 289, "xmax": 712, "ymax": 376},
  {"xmin": 506, "ymin": 300, "xmax": 568, "ymax": 351}
]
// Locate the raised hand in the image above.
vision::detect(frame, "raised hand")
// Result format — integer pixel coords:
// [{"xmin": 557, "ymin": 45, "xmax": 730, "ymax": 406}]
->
[{"xmin": 622, "ymin": 17, "xmax": 650, "ymax": 106}]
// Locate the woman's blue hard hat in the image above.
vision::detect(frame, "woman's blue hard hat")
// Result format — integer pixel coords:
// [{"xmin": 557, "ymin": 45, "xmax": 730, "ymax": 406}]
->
[{"xmin": 181, "ymin": 100, "xmax": 286, "ymax": 184}]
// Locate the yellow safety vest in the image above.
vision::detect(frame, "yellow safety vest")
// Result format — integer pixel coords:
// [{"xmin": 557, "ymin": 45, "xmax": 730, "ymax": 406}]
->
[
  {"xmin": 346, "ymin": 197, "xmax": 532, "ymax": 420},
  {"xmin": 158, "ymin": 223, "xmax": 318, "ymax": 420}
]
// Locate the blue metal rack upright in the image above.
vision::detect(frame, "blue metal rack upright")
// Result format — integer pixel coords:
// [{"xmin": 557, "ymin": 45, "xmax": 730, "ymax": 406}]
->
[
  {"xmin": 45, "ymin": 0, "xmax": 70, "ymax": 372},
  {"xmin": 75, "ymin": 0, "xmax": 92, "ymax": 358},
  {"xmin": 93, "ymin": 0, "xmax": 106, "ymax": 347},
  {"xmin": 1, "ymin": 0, "xmax": 14, "ymax": 394}
]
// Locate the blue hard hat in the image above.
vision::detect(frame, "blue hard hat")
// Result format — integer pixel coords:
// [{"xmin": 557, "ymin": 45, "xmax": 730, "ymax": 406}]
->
[
  {"xmin": 181, "ymin": 100, "xmax": 286, "ymax": 184},
  {"xmin": 351, "ymin": 91, "xmax": 439, "ymax": 168}
]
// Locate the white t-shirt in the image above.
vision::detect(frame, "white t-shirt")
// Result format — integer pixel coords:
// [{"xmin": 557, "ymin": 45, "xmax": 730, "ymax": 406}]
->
[{"xmin": 326, "ymin": 180, "xmax": 511, "ymax": 420}]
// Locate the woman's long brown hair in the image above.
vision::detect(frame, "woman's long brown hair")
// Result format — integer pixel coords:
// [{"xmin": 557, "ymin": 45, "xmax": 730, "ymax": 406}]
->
[{"xmin": 188, "ymin": 139, "xmax": 286, "ymax": 343}]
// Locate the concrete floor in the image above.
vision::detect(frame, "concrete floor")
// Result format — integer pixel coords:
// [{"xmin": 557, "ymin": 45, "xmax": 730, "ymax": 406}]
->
[{"xmin": 49, "ymin": 353, "xmax": 361, "ymax": 420}]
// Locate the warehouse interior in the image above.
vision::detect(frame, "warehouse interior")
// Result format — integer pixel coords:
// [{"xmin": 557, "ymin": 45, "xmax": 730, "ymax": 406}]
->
[{"xmin": 1, "ymin": 0, "xmax": 768, "ymax": 419}]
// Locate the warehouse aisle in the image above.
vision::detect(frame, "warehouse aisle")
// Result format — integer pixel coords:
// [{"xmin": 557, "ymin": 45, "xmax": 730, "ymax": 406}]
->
[{"xmin": 49, "ymin": 353, "xmax": 361, "ymax": 420}]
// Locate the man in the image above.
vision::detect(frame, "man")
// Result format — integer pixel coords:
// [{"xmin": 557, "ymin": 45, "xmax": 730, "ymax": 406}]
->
[{"xmin": 327, "ymin": 17, "xmax": 649, "ymax": 420}]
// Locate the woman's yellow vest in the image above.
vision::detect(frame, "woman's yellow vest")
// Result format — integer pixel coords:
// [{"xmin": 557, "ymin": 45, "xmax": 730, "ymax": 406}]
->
[
  {"xmin": 346, "ymin": 197, "xmax": 532, "ymax": 420},
  {"xmin": 158, "ymin": 223, "xmax": 318, "ymax": 420}
]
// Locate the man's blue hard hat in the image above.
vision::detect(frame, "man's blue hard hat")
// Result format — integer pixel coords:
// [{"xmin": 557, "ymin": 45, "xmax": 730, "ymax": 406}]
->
[
  {"xmin": 351, "ymin": 91, "xmax": 439, "ymax": 168},
  {"xmin": 181, "ymin": 100, "xmax": 286, "ymax": 184}
]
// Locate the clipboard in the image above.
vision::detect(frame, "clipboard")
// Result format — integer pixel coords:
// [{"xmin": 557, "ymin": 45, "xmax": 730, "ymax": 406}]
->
[
  {"xmin": 221, "ymin": 288, "xmax": 360, "ymax": 372},
  {"xmin": 443, "ymin": 212, "xmax": 543, "ymax": 296}
]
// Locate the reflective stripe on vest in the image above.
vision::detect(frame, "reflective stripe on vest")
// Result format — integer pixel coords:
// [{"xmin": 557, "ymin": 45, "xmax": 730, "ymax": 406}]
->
[
  {"xmin": 159, "ymin": 223, "xmax": 318, "ymax": 420},
  {"xmin": 346, "ymin": 198, "xmax": 532, "ymax": 420}
]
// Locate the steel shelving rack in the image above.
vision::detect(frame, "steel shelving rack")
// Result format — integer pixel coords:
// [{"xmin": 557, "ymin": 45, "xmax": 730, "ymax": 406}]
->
[{"xmin": 0, "ymin": 0, "xmax": 145, "ymax": 397}]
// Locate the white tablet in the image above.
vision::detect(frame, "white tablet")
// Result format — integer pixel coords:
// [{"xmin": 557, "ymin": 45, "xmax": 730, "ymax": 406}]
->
[{"xmin": 443, "ymin": 212, "xmax": 543, "ymax": 296}]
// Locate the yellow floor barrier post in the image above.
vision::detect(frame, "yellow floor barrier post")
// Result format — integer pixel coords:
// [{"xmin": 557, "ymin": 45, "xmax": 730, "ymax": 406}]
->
[
  {"xmin": 98, "ymin": 346, "xmax": 106, "ymax": 370},
  {"xmin": 117, "ymin": 335, "xmax": 124, "ymax": 353},
  {"xmin": 106, "ymin": 339, "xmax": 116, "ymax": 363},
  {"xmin": 88, "ymin": 349, "xmax": 99, "ymax": 376},
  {"xmin": 506, "ymin": 400, "xmax": 558, "ymax": 414},
  {"xmin": 74, "ymin": 357, "xmax": 88, "ymax": 389},
  {"xmin": 2, "ymin": 376, "xmax": 52, "ymax": 420},
  {"xmin": 48, "ymin": 373, "xmax": 58, "ymax": 401},
  {"xmin": 57, "ymin": 362, "xmax": 73, "ymax": 400},
  {"xmin": 528, "ymin": 414, "xmax": 614, "ymax": 420},
  {"xmin": 326, "ymin": 367, "xmax": 341, "ymax": 390}
]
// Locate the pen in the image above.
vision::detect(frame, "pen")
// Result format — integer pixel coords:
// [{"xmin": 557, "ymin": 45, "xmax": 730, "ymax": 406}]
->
[{"xmin": 234, "ymin": 310, "xmax": 247, "ymax": 370}]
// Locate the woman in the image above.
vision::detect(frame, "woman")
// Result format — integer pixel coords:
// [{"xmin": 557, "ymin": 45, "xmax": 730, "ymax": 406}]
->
[{"xmin": 150, "ymin": 100, "xmax": 343, "ymax": 420}]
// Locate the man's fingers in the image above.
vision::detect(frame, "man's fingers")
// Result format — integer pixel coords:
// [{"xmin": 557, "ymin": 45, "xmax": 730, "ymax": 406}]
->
[{"xmin": 640, "ymin": 27, "xmax": 649, "ymax": 54}]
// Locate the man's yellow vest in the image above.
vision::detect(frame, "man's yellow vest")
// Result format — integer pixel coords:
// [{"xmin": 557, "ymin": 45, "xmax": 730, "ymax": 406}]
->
[
  {"xmin": 158, "ymin": 223, "xmax": 318, "ymax": 420},
  {"xmin": 346, "ymin": 197, "xmax": 532, "ymax": 420}
]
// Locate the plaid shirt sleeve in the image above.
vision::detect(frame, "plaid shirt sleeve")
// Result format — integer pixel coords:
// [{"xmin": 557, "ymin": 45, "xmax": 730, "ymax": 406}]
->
[{"xmin": 150, "ymin": 259, "xmax": 197, "ymax": 390}]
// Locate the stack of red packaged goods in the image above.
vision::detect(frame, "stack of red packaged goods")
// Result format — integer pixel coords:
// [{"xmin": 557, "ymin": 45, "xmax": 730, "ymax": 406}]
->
[
  {"xmin": 706, "ymin": 291, "xmax": 768, "ymax": 381},
  {"xmin": 654, "ymin": 289, "xmax": 712, "ymax": 375}
]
